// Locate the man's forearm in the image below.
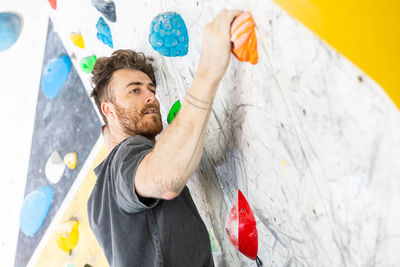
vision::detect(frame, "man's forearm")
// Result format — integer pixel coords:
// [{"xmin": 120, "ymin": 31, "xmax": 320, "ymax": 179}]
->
[{"xmin": 146, "ymin": 66, "xmax": 221, "ymax": 199}]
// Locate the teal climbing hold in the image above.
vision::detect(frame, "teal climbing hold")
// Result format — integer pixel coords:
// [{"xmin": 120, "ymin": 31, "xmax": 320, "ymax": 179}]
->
[
  {"xmin": 80, "ymin": 55, "xmax": 97, "ymax": 74},
  {"xmin": 41, "ymin": 54, "xmax": 71, "ymax": 99},
  {"xmin": 0, "ymin": 12, "xmax": 22, "ymax": 52},
  {"xmin": 19, "ymin": 185, "xmax": 54, "ymax": 236},
  {"xmin": 149, "ymin": 12, "xmax": 189, "ymax": 57},
  {"xmin": 96, "ymin": 17, "xmax": 113, "ymax": 48},
  {"xmin": 167, "ymin": 100, "xmax": 181, "ymax": 124}
]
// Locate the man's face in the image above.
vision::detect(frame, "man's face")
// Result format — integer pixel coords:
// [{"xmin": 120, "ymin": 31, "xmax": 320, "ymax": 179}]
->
[{"xmin": 108, "ymin": 69, "xmax": 163, "ymax": 140}]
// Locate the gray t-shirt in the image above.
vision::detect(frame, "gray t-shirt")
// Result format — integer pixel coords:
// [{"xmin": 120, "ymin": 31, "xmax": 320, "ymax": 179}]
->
[{"xmin": 87, "ymin": 135, "xmax": 214, "ymax": 267}]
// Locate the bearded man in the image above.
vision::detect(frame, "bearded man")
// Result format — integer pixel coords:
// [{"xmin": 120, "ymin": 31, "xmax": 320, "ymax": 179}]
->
[{"xmin": 87, "ymin": 9, "xmax": 241, "ymax": 267}]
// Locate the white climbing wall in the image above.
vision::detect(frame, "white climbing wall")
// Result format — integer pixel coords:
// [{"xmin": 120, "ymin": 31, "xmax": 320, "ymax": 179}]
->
[
  {"xmin": 2, "ymin": 0, "xmax": 400, "ymax": 266},
  {"xmin": 0, "ymin": 1, "xmax": 49, "ymax": 266}
]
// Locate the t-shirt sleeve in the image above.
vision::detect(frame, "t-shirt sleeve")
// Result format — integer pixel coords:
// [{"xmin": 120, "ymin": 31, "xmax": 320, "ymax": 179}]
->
[{"xmin": 111, "ymin": 136, "xmax": 159, "ymax": 213}]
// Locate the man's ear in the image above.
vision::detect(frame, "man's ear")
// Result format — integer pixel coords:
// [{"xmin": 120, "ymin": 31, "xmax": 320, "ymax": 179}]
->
[{"xmin": 101, "ymin": 102, "xmax": 115, "ymax": 120}]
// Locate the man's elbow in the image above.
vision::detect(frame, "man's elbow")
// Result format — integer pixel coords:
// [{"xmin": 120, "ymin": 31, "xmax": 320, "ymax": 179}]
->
[
  {"xmin": 160, "ymin": 191, "xmax": 180, "ymax": 200},
  {"xmin": 159, "ymin": 183, "xmax": 186, "ymax": 200},
  {"xmin": 154, "ymin": 175, "xmax": 188, "ymax": 200}
]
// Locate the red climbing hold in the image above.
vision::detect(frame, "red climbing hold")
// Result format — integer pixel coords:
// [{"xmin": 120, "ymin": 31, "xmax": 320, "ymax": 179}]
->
[
  {"xmin": 226, "ymin": 189, "xmax": 258, "ymax": 260},
  {"xmin": 48, "ymin": 0, "xmax": 57, "ymax": 10}
]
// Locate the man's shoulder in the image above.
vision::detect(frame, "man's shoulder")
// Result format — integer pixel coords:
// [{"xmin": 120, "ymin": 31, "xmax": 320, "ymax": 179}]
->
[
  {"xmin": 123, "ymin": 135, "xmax": 154, "ymax": 145},
  {"xmin": 92, "ymin": 135, "xmax": 153, "ymax": 182},
  {"xmin": 115, "ymin": 135, "xmax": 154, "ymax": 156}
]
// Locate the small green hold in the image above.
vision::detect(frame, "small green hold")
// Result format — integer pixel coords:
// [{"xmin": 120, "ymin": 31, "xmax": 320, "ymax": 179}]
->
[
  {"xmin": 80, "ymin": 55, "xmax": 97, "ymax": 74},
  {"xmin": 208, "ymin": 230, "xmax": 219, "ymax": 253},
  {"xmin": 167, "ymin": 100, "xmax": 181, "ymax": 124}
]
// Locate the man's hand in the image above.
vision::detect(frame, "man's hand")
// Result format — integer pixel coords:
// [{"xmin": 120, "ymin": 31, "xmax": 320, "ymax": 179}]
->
[{"xmin": 198, "ymin": 9, "xmax": 241, "ymax": 82}]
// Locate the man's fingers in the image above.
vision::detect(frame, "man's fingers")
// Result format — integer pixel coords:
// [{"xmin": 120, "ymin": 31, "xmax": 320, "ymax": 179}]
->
[
  {"xmin": 226, "ymin": 10, "xmax": 242, "ymax": 23},
  {"xmin": 212, "ymin": 9, "xmax": 240, "ymax": 22},
  {"xmin": 198, "ymin": 9, "xmax": 245, "ymax": 80}
]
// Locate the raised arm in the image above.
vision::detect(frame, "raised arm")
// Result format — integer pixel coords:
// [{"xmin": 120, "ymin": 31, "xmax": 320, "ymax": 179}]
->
[{"xmin": 135, "ymin": 9, "xmax": 241, "ymax": 200}]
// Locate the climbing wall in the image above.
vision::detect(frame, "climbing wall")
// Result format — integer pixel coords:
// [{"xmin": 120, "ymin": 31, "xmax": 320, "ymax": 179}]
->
[
  {"xmin": 34, "ymin": 146, "xmax": 109, "ymax": 267},
  {"xmin": 112, "ymin": 1, "xmax": 400, "ymax": 266},
  {"xmin": 14, "ymin": 18, "xmax": 101, "ymax": 267},
  {"xmin": 4, "ymin": 0, "xmax": 400, "ymax": 266}
]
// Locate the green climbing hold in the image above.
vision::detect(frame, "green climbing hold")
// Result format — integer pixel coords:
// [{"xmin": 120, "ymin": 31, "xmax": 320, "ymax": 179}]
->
[
  {"xmin": 80, "ymin": 55, "xmax": 97, "ymax": 74},
  {"xmin": 167, "ymin": 100, "xmax": 181, "ymax": 124}
]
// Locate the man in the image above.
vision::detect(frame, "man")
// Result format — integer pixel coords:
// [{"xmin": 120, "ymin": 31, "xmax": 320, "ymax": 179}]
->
[{"xmin": 87, "ymin": 9, "xmax": 241, "ymax": 267}]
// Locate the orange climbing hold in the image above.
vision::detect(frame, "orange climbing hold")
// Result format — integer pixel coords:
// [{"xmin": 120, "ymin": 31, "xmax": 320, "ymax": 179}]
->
[{"xmin": 230, "ymin": 12, "xmax": 258, "ymax": 65}]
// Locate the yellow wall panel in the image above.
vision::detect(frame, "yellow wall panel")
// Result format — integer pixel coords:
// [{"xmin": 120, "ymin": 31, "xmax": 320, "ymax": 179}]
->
[
  {"xmin": 35, "ymin": 146, "xmax": 109, "ymax": 267},
  {"xmin": 273, "ymin": 0, "xmax": 400, "ymax": 109}
]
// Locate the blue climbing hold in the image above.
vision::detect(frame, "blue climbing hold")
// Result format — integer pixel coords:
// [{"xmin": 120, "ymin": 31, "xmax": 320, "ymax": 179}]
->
[
  {"xmin": 0, "ymin": 12, "xmax": 22, "ymax": 52},
  {"xmin": 91, "ymin": 0, "xmax": 116, "ymax": 23},
  {"xmin": 96, "ymin": 17, "xmax": 113, "ymax": 48},
  {"xmin": 41, "ymin": 54, "xmax": 71, "ymax": 99},
  {"xmin": 19, "ymin": 185, "xmax": 54, "ymax": 236},
  {"xmin": 149, "ymin": 12, "xmax": 189, "ymax": 57}
]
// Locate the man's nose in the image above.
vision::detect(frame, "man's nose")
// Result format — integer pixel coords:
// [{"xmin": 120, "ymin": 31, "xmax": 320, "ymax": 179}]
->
[{"xmin": 144, "ymin": 89, "xmax": 156, "ymax": 104}]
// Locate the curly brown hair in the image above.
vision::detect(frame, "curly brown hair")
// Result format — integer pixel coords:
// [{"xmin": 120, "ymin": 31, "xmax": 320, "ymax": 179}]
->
[{"xmin": 90, "ymin": 49, "xmax": 156, "ymax": 125}]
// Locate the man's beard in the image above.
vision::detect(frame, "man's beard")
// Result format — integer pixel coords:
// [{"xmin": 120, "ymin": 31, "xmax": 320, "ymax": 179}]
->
[{"xmin": 114, "ymin": 103, "xmax": 163, "ymax": 140}]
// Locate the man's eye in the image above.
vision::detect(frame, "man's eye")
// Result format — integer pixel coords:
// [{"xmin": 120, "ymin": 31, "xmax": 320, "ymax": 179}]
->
[
  {"xmin": 131, "ymin": 88, "xmax": 139, "ymax": 93},
  {"xmin": 150, "ymin": 89, "xmax": 156, "ymax": 94}
]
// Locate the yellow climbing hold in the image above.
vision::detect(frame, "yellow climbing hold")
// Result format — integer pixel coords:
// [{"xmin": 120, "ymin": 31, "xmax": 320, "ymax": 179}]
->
[
  {"xmin": 70, "ymin": 33, "xmax": 85, "ymax": 48},
  {"xmin": 56, "ymin": 219, "xmax": 80, "ymax": 253},
  {"xmin": 282, "ymin": 160, "xmax": 287, "ymax": 171},
  {"xmin": 64, "ymin": 152, "xmax": 77, "ymax": 170}
]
